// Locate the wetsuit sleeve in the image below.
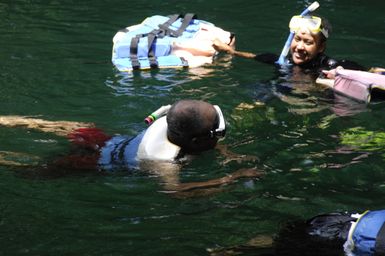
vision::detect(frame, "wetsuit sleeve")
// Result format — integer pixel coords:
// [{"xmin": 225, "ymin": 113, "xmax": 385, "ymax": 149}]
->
[
  {"xmin": 254, "ymin": 53, "xmax": 279, "ymax": 65},
  {"xmin": 321, "ymin": 55, "xmax": 366, "ymax": 71}
]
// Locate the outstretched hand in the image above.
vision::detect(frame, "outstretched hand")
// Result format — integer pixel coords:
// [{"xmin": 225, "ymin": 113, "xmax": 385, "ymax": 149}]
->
[
  {"xmin": 321, "ymin": 66, "xmax": 344, "ymax": 79},
  {"xmin": 165, "ymin": 167, "xmax": 263, "ymax": 198},
  {"xmin": 212, "ymin": 38, "xmax": 234, "ymax": 54},
  {"xmin": 171, "ymin": 167, "xmax": 263, "ymax": 193}
]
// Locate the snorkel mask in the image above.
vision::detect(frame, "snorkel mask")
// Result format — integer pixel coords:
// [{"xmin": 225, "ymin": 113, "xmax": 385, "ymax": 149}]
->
[{"xmin": 289, "ymin": 15, "xmax": 328, "ymax": 38}]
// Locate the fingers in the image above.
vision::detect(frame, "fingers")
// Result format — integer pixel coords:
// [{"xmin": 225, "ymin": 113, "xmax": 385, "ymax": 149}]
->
[
  {"xmin": 212, "ymin": 39, "xmax": 231, "ymax": 52},
  {"xmin": 321, "ymin": 69, "xmax": 336, "ymax": 79}
]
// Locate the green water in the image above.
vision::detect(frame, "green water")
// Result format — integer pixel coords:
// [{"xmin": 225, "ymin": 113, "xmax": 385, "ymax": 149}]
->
[{"xmin": 1, "ymin": 0, "xmax": 385, "ymax": 255}]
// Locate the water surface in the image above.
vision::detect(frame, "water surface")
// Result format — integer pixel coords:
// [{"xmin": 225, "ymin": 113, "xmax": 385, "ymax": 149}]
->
[{"xmin": 1, "ymin": 0, "xmax": 385, "ymax": 255}]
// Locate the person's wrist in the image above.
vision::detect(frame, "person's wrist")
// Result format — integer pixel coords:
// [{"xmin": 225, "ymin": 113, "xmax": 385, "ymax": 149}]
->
[{"xmin": 228, "ymin": 49, "xmax": 235, "ymax": 55}]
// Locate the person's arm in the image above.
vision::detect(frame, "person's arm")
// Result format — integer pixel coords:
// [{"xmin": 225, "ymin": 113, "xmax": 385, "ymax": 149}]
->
[
  {"xmin": 0, "ymin": 116, "xmax": 94, "ymax": 136},
  {"xmin": 170, "ymin": 168, "xmax": 263, "ymax": 198},
  {"xmin": 316, "ymin": 66, "xmax": 344, "ymax": 88},
  {"xmin": 321, "ymin": 66, "xmax": 344, "ymax": 79},
  {"xmin": 174, "ymin": 168, "xmax": 263, "ymax": 192},
  {"xmin": 213, "ymin": 39, "xmax": 279, "ymax": 65},
  {"xmin": 150, "ymin": 161, "xmax": 263, "ymax": 198},
  {"xmin": 213, "ymin": 39, "xmax": 256, "ymax": 59}
]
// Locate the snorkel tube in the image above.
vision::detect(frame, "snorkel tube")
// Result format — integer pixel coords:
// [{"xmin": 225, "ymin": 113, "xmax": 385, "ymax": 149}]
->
[
  {"xmin": 144, "ymin": 105, "xmax": 171, "ymax": 125},
  {"xmin": 275, "ymin": 1, "xmax": 320, "ymax": 66}
]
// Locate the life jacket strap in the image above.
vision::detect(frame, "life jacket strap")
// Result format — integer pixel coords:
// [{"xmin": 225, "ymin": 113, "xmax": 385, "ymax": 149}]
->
[
  {"xmin": 128, "ymin": 13, "xmax": 197, "ymax": 70},
  {"xmin": 130, "ymin": 36, "xmax": 141, "ymax": 70},
  {"xmin": 157, "ymin": 14, "xmax": 183, "ymax": 37},
  {"xmin": 375, "ymin": 221, "xmax": 385, "ymax": 256},
  {"xmin": 169, "ymin": 13, "xmax": 197, "ymax": 37},
  {"xmin": 147, "ymin": 32, "xmax": 158, "ymax": 68}
]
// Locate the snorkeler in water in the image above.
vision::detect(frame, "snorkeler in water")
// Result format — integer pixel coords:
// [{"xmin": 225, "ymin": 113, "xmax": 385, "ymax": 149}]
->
[
  {"xmin": 213, "ymin": 14, "xmax": 365, "ymax": 75},
  {"xmin": 0, "ymin": 100, "xmax": 261, "ymax": 195},
  {"xmin": 210, "ymin": 209, "xmax": 385, "ymax": 256}
]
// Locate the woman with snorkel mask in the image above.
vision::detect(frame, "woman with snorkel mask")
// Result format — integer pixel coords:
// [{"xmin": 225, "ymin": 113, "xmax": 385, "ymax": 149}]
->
[{"xmin": 213, "ymin": 14, "xmax": 365, "ymax": 74}]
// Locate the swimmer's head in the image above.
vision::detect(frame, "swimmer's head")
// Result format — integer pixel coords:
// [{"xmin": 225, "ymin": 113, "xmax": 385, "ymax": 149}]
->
[
  {"xmin": 289, "ymin": 16, "xmax": 332, "ymax": 65},
  {"xmin": 166, "ymin": 100, "xmax": 225, "ymax": 153},
  {"xmin": 289, "ymin": 15, "xmax": 331, "ymax": 42}
]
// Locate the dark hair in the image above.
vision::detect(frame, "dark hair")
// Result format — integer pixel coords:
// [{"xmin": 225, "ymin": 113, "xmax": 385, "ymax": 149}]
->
[
  {"xmin": 319, "ymin": 16, "xmax": 332, "ymax": 43},
  {"xmin": 166, "ymin": 100, "xmax": 219, "ymax": 153}
]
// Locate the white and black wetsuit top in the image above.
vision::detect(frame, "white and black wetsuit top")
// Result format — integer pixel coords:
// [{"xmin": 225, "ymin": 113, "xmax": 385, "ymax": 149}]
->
[{"xmin": 98, "ymin": 116, "xmax": 181, "ymax": 170}]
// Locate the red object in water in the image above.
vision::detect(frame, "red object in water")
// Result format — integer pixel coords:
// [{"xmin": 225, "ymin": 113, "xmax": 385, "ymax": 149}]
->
[{"xmin": 67, "ymin": 128, "xmax": 112, "ymax": 150}]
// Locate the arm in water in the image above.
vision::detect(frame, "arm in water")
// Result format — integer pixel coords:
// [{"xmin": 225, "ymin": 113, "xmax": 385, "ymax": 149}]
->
[
  {"xmin": 158, "ymin": 166, "xmax": 264, "ymax": 198},
  {"xmin": 213, "ymin": 38, "xmax": 257, "ymax": 59},
  {"xmin": 0, "ymin": 115, "xmax": 95, "ymax": 136}
]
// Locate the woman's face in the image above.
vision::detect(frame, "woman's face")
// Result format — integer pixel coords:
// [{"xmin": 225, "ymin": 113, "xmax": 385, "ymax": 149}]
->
[{"xmin": 290, "ymin": 29, "xmax": 325, "ymax": 65}]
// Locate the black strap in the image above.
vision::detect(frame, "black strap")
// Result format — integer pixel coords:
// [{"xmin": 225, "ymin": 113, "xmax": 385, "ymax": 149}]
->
[
  {"xmin": 172, "ymin": 13, "xmax": 197, "ymax": 37},
  {"xmin": 157, "ymin": 13, "xmax": 196, "ymax": 37},
  {"xmin": 157, "ymin": 14, "xmax": 182, "ymax": 37},
  {"xmin": 130, "ymin": 36, "xmax": 141, "ymax": 69},
  {"xmin": 128, "ymin": 13, "xmax": 196, "ymax": 70},
  {"xmin": 147, "ymin": 33, "xmax": 158, "ymax": 68},
  {"xmin": 129, "ymin": 15, "xmax": 179, "ymax": 69},
  {"xmin": 375, "ymin": 221, "xmax": 385, "ymax": 256}
]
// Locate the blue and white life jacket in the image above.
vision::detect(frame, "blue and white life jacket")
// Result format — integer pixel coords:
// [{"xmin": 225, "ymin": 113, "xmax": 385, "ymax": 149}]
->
[
  {"xmin": 112, "ymin": 13, "xmax": 233, "ymax": 71},
  {"xmin": 344, "ymin": 210, "xmax": 385, "ymax": 256}
]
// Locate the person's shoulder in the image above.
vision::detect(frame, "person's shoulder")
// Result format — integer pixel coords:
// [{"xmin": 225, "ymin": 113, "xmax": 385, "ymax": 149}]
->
[
  {"xmin": 320, "ymin": 54, "xmax": 366, "ymax": 71},
  {"xmin": 316, "ymin": 54, "xmax": 338, "ymax": 69}
]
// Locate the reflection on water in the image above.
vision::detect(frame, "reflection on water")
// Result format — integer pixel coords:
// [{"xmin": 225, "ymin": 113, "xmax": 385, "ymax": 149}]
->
[
  {"xmin": 330, "ymin": 94, "xmax": 369, "ymax": 116},
  {"xmin": 104, "ymin": 55, "xmax": 234, "ymax": 97},
  {"xmin": 257, "ymin": 66, "xmax": 370, "ymax": 118},
  {"xmin": 0, "ymin": 151, "xmax": 40, "ymax": 167},
  {"xmin": 105, "ymin": 70, "xmax": 188, "ymax": 97}
]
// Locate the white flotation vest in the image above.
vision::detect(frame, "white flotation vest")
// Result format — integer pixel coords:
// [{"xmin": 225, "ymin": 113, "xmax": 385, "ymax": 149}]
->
[
  {"xmin": 98, "ymin": 116, "xmax": 180, "ymax": 170},
  {"xmin": 136, "ymin": 116, "xmax": 181, "ymax": 161},
  {"xmin": 112, "ymin": 13, "xmax": 233, "ymax": 71}
]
